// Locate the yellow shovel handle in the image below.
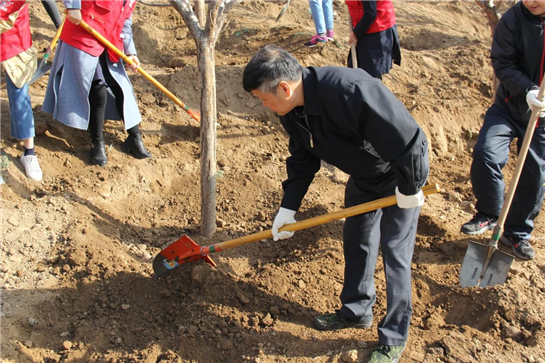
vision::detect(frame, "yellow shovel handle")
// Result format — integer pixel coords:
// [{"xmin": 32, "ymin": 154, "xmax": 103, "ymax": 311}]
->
[{"xmin": 78, "ymin": 19, "xmax": 200, "ymax": 122}]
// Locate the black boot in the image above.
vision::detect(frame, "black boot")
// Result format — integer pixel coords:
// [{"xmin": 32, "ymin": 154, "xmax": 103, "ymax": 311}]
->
[
  {"xmin": 121, "ymin": 133, "xmax": 152, "ymax": 159},
  {"xmin": 90, "ymin": 140, "xmax": 108, "ymax": 166}
]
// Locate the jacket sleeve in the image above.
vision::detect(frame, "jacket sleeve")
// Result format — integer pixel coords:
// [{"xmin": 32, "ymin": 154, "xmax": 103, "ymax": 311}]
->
[
  {"xmin": 122, "ymin": 16, "xmax": 137, "ymax": 56},
  {"xmin": 280, "ymin": 118, "xmax": 321, "ymax": 211},
  {"xmin": 353, "ymin": 0, "xmax": 377, "ymax": 39},
  {"xmin": 491, "ymin": 14, "xmax": 535, "ymax": 97},
  {"xmin": 341, "ymin": 80, "xmax": 429, "ymax": 195},
  {"xmin": 63, "ymin": 0, "xmax": 81, "ymax": 10}
]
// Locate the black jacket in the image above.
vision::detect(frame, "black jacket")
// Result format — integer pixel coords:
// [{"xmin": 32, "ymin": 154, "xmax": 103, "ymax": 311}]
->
[
  {"xmin": 492, "ymin": 2, "xmax": 545, "ymax": 124},
  {"xmin": 279, "ymin": 66, "xmax": 429, "ymax": 211}
]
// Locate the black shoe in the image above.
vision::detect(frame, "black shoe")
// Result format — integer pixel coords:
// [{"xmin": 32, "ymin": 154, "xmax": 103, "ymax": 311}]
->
[
  {"xmin": 500, "ymin": 234, "xmax": 535, "ymax": 260},
  {"xmin": 461, "ymin": 212, "xmax": 497, "ymax": 235},
  {"xmin": 90, "ymin": 140, "xmax": 108, "ymax": 166},
  {"xmin": 313, "ymin": 310, "xmax": 372, "ymax": 331},
  {"xmin": 121, "ymin": 133, "xmax": 152, "ymax": 159}
]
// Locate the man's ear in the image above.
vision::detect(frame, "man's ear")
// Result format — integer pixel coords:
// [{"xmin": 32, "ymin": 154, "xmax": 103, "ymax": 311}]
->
[{"xmin": 277, "ymin": 81, "xmax": 292, "ymax": 99}]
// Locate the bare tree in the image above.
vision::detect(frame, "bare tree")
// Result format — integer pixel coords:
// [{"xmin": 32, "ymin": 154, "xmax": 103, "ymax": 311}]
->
[{"xmin": 169, "ymin": 0, "xmax": 241, "ymax": 237}]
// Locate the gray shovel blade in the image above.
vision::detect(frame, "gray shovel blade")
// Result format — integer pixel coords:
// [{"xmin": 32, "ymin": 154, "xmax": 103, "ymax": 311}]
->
[
  {"xmin": 478, "ymin": 249, "xmax": 514, "ymax": 287},
  {"xmin": 29, "ymin": 61, "xmax": 51, "ymax": 84},
  {"xmin": 460, "ymin": 241, "xmax": 489, "ymax": 287}
]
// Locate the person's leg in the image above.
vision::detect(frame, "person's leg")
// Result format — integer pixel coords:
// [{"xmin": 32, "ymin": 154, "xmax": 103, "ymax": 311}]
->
[
  {"xmin": 6, "ymin": 74, "xmax": 42, "ymax": 180},
  {"xmin": 306, "ymin": 0, "xmax": 328, "ymax": 47},
  {"xmin": 340, "ymin": 177, "xmax": 382, "ymax": 321},
  {"xmin": 41, "ymin": 0, "xmax": 62, "ymax": 28},
  {"xmin": 471, "ymin": 105, "xmax": 514, "ymax": 216},
  {"xmin": 498, "ymin": 120, "xmax": 545, "ymax": 259},
  {"xmin": 322, "ymin": 0, "xmax": 334, "ymax": 35},
  {"xmin": 88, "ymin": 80, "xmax": 108, "ymax": 166},
  {"xmin": 377, "ymin": 204, "xmax": 420, "ymax": 346},
  {"xmin": 99, "ymin": 53, "xmax": 151, "ymax": 159}
]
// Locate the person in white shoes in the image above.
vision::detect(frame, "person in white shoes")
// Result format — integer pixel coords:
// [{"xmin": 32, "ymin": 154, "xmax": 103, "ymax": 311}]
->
[{"xmin": 1, "ymin": 0, "xmax": 43, "ymax": 181}]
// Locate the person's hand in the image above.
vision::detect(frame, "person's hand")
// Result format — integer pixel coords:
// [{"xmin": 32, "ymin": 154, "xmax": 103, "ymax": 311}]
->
[
  {"xmin": 125, "ymin": 55, "xmax": 140, "ymax": 72},
  {"xmin": 526, "ymin": 89, "xmax": 545, "ymax": 117},
  {"xmin": 67, "ymin": 9, "xmax": 82, "ymax": 25},
  {"xmin": 272, "ymin": 207, "xmax": 296, "ymax": 241},
  {"xmin": 349, "ymin": 31, "xmax": 358, "ymax": 46},
  {"xmin": 395, "ymin": 187, "xmax": 425, "ymax": 209}
]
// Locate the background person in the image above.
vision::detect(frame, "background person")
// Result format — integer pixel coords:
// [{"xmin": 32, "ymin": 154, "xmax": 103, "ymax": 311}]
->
[
  {"xmin": 1, "ymin": 0, "xmax": 43, "ymax": 181},
  {"xmin": 305, "ymin": 0, "xmax": 334, "ymax": 47},
  {"xmin": 460, "ymin": 0, "xmax": 545, "ymax": 261},
  {"xmin": 42, "ymin": 0, "xmax": 151, "ymax": 167}
]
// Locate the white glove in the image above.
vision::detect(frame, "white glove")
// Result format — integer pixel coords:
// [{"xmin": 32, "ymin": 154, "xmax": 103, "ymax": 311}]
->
[
  {"xmin": 395, "ymin": 187, "xmax": 425, "ymax": 209},
  {"xmin": 272, "ymin": 207, "xmax": 297, "ymax": 241},
  {"xmin": 526, "ymin": 89, "xmax": 545, "ymax": 117}
]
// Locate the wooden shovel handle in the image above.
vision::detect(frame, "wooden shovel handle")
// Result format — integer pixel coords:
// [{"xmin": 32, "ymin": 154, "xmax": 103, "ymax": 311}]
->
[
  {"xmin": 203, "ymin": 183, "xmax": 440, "ymax": 254},
  {"xmin": 78, "ymin": 20, "xmax": 200, "ymax": 122},
  {"xmin": 350, "ymin": 43, "xmax": 357, "ymax": 69}
]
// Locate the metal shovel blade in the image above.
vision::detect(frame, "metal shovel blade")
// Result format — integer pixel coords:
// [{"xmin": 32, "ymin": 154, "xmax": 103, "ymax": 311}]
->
[
  {"xmin": 29, "ymin": 59, "xmax": 51, "ymax": 84},
  {"xmin": 460, "ymin": 241, "xmax": 514, "ymax": 287},
  {"xmin": 153, "ymin": 235, "xmax": 216, "ymax": 277}
]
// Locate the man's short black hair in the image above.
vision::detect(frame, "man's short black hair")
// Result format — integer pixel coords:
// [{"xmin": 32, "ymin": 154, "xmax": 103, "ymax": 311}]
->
[{"xmin": 242, "ymin": 45, "xmax": 303, "ymax": 94}]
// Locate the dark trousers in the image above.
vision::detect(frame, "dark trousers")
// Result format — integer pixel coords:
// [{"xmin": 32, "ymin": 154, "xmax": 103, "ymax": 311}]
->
[
  {"xmin": 471, "ymin": 104, "xmax": 545, "ymax": 240},
  {"xmin": 340, "ymin": 177, "xmax": 420, "ymax": 346}
]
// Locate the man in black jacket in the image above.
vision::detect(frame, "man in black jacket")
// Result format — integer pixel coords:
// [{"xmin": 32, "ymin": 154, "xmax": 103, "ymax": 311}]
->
[
  {"xmin": 243, "ymin": 45, "xmax": 429, "ymax": 363},
  {"xmin": 460, "ymin": 0, "xmax": 545, "ymax": 261}
]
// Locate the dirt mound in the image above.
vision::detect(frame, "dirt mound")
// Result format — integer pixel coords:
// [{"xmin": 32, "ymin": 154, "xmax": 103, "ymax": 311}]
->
[{"xmin": 1, "ymin": 1, "xmax": 544, "ymax": 363}]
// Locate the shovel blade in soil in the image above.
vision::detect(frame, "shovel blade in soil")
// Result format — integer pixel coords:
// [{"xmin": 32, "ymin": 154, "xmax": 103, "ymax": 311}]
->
[
  {"xmin": 29, "ymin": 61, "xmax": 51, "ymax": 84},
  {"xmin": 153, "ymin": 235, "xmax": 216, "ymax": 277},
  {"xmin": 460, "ymin": 241, "xmax": 513, "ymax": 287}
]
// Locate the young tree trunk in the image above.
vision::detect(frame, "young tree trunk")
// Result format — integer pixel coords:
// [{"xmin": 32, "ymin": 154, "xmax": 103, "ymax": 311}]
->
[{"xmin": 197, "ymin": 38, "xmax": 217, "ymax": 237}]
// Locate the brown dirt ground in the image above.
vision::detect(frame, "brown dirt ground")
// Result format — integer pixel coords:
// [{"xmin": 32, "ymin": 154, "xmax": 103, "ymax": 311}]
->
[{"xmin": 1, "ymin": 1, "xmax": 545, "ymax": 362}]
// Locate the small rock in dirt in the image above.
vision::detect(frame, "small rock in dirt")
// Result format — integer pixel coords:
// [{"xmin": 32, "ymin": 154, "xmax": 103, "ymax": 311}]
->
[
  {"xmin": 269, "ymin": 306, "xmax": 280, "ymax": 316},
  {"xmin": 121, "ymin": 304, "xmax": 130, "ymax": 310},
  {"xmin": 237, "ymin": 291, "xmax": 251, "ymax": 305},
  {"xmin": 409, "ymin": 351, "xmax": 426, "ymax": 362},
  {"xmin": 191, "ymin": 265, "xmax": 210, "ymax": 284},
  {"xmin": 168, "ymin": 57, "xmax": 186, "ymax": 68},
  {"xmin": 356, "ymin": 340, "xmax": 367, "ymax": 348},
  {"xmin": 60, "ymin": 331, "xmax": 69, "ymax": 337},
  {"xmin": 298, "ymin": 280, "xmax": 306, "ymax": 289},
  {"xmin": 261, "ymin": 313, "xmax": 274, "ymax": 327},
  {"xmin": 24, "ymin": 340, "xmax": 33, "ymax": 348},
  {"xmin": 504, "ymin": 324, "xmax": 522, "ymax": 339},
  {"xmin": 62, "ymin": 341, "xmax": 72, "ymax": 350},
  {"xmin": 187, "ymin": 325, "xmax": 198, "ymax": 336},
  {"xmin": 341, "ymin": 349, "xmax": 358, "ymax": 362},
  {"xmin": 16, "ymin": 270, "xmax": 23, "ymax": 277},
  {"xmin": 7, "ymin": 215, "xmax": 19, "ymax": 226},
  {"xmin": 218, "ymin": 340, "xmax": 233, "ymax": 350},
  {"xmin": 62, "ymin": 264, "xmax": 71, "ymax": 272},
  {"xmin": 27, "ymin": 317, "xmax": 37, "ymax": 325}
]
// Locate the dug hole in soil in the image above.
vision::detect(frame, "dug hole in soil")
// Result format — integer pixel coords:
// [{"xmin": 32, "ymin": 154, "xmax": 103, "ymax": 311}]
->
[{"xmin": 1, "ymin": 1, "xmax": 544, "ymax": 362}]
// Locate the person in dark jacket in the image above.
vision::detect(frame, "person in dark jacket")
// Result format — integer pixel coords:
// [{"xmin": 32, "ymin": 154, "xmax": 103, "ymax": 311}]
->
[
  {"xmin": 345, "ymin": 0, "xmax": 401, "ymax": 79},
  {"xmin": 460, "ymin": 0, "xmax": 545, "ymax": 261},
  {"xmin": 243, "ymin": 45, "xmax": 429, "ymax": 363}
]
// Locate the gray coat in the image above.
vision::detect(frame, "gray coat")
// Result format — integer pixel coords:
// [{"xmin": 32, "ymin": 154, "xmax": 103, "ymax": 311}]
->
[{"xmin": 42, "ymin": 16, "xmax": 141, "ymax": 131}]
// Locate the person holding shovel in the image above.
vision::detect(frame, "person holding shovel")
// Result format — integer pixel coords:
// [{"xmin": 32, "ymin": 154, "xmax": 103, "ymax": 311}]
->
[
  {"xmin": 1, "ymin": 0, "xmax": 43, "ymax": 181},
  {"xmin": 42, "ymin": 0, "xmax": 151, "ymax": 166},
  {"xmin": 460, "ymin": 0, "xmax": 545, "ymax": 260},
  {"xmin": 243, "ymin": 45, "xmax": 429, "ymax": 363}
]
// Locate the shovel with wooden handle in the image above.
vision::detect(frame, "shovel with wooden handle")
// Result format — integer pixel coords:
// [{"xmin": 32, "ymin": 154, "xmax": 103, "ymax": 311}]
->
[
  {"xmin": 459, "ymin": 77, "xmax": 545, "ymax": 288},
  {"xmin": 153, "ymin": 183, "xmax": 440, "ymax": 277},
  {"xmin": 350, "ymin": 43, "xmax": 357, "ymax": 69},
  {"xmin": 29, "ymin": 17, "xmax": 65, "ymax": 84},
  {"xmin": 78, "ymin": 20, "xmax": 200, "ymax": 122}
]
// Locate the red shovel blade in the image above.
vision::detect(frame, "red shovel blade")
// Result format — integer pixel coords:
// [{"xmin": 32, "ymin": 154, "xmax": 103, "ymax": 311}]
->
[{"xmin": 153, "ymin": 235, "xmax": 216, "ymax": 277}]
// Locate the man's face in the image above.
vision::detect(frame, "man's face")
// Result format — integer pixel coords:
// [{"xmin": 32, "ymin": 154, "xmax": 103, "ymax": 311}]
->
[
  {"xmin": 523, "ymin": 0, "xmax": 545, "ymax": 17},
  {"xmin": 251, "ymin": 86, "xmax": 293, "ymax": 116}
]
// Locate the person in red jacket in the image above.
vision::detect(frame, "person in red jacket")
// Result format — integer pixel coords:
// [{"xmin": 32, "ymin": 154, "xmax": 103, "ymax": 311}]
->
[
  {"xmin": 345, "ymin": 0, "xmax": 401, "ymax": 79},
  {"xmin": 1, "ymin": 0, "xmax": 43, "ymax": 181},
  {"xmin": 42, "ymin": 0, "xmax": 151, "ymax": 167}
]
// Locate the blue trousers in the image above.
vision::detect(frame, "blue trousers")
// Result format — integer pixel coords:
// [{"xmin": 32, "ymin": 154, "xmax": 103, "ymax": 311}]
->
[
  {"xmin": 6, "ymin": 73, "xmax": 35, "ymax": 140},
  {"xmin": 471, "ymin": 104, "xmax": 545, "ymax": 240},
  {"xmin": 340, "ymin": 177, "xmax": 420, "ymax": 346},
  {"xmin": 308, "ymin": 0, "xmax": 334, "ymax": 35}
]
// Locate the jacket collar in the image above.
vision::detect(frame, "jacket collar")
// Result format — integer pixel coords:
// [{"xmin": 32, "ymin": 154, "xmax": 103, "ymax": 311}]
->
[{"xmin": 301, "ymin": 67, "xmax": 322, "ymax": 116}]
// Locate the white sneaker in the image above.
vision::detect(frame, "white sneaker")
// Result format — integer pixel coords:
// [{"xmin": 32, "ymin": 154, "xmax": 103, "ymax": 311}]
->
[{"xmin": 20, "ymin": 154, "xmax": 43, "ymax": 181}]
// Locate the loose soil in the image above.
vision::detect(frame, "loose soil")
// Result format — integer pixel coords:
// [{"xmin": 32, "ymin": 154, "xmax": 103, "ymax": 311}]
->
[{"xmin": 1, "ymin": 1, "xmax": 544, "ymax": 363}]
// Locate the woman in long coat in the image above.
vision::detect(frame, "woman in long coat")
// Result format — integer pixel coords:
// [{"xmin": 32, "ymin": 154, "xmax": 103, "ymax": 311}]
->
[{"xmin": 42, "ymin": 0, "xmax": 151, "ymax": 166}]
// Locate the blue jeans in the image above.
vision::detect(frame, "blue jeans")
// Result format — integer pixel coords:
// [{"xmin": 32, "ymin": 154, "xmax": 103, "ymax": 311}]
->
[
  {"xmin": 6, "ymin": 73, "xmax": 35, "ymax": 140},
  {"xmin": 308, "ymin": 0, "xmax": 334, "ymax": 35},
  {"xmin": 471, "ymin": 104, "xmax": 545, "ymax": 240}
]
